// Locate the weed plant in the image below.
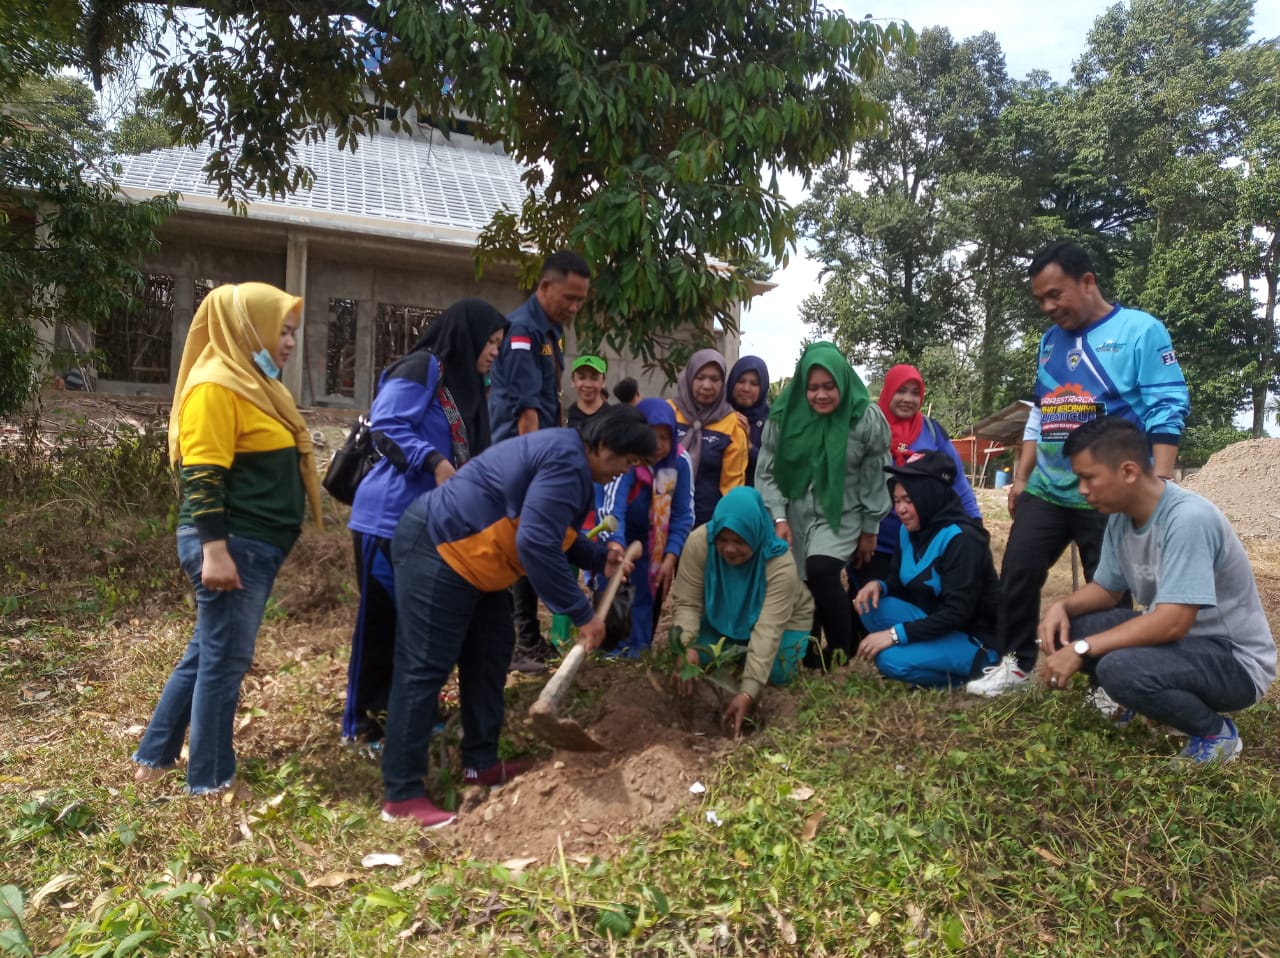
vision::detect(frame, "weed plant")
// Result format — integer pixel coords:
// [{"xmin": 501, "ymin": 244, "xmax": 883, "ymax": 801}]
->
[{"xmin": 0, "ymin": 404, "xmax": 179, "ymax": 619}]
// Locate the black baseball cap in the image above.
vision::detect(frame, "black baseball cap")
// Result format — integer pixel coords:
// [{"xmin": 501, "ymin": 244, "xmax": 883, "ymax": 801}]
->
[{"xmin": 884, "ymin": 449, "xmax": 956, "ymax": 486}]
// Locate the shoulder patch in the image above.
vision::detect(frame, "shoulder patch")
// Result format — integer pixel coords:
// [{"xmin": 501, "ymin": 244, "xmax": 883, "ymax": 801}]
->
[
  {"xmin": 510, "ymin": 336, "xmax": 532, "ymax": 351},
  {"xmin": 1160, "ymin": 348, "xmax": 1177, "ymax": 366}
]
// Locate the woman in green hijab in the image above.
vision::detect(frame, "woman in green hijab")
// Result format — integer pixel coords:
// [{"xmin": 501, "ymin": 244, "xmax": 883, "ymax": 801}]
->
[
  {"xmin": 668, "ymin": 487, "xmax": 814, "ymax": 736},
  {"xmin": 755, "ymin": 343, "xmax": 891, "ymax": 668}
]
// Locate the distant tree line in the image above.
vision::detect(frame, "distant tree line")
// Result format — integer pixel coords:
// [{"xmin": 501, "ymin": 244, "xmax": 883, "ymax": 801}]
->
[{"xmin": 798, "ymin": 0, "xmax": 1279, "ymax": 463}]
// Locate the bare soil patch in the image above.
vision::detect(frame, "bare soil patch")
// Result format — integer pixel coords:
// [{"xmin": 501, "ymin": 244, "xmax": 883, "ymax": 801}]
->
[{"xmin": 446, "ymin": 662, "xmax": 750, "ymax": 863}]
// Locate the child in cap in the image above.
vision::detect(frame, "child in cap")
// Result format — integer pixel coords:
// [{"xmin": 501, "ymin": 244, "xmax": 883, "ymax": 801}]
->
[{"xmin": 566, "ymin": 355, "xmax": 611, "ymax": 432}]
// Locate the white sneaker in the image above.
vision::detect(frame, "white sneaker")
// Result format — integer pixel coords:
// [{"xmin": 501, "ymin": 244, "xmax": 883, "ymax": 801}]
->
[
  {"xmin": 1085, "ymin": 686, "xmax": 1134, "ymax": 726},
  {"xmin": 965, "ymin": 654, "xmax": 1030, "ymax": 697}
]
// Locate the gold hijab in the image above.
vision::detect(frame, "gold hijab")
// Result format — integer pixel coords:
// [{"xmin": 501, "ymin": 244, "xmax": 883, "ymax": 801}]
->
[{"xmin": 168, "ymin": 282, "xmax": 324, "ymax": 529}]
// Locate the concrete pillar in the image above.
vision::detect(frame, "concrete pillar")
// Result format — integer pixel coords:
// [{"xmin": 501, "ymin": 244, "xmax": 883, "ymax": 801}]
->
[
  {"xmin": 32, "ymin": 206, "xmax": 57, "ymax": 358},
  {"xmin": 354, "ymin": 298, "xmax": 376, "ymax": 407},
  {"xmin": 284, "ymin": 232, "xmax": 308, "ymax": 401},
  {"xmin": 170, "ymin": 275, "xmax": 195, "ymax": 389}
]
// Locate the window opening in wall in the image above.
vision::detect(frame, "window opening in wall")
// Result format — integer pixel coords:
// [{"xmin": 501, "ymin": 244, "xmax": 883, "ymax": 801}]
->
[
  {"xmin": 374, "ymin": 303, "xmax": 442, "ymax": 372},
  {"xmin": 100, "ymin": 273, "xmax": 175, "ymax": 383},
  {"xmin": 193, "ymin": 279, "xmax": 218, "ymax": 313},
  {"xmin": 326, "ymin": 298, "xmax": 358, "ymax": 399}
]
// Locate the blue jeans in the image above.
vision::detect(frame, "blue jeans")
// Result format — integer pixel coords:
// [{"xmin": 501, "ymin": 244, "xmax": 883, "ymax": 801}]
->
[
  {"xmin": 133, "ymin": 529, "xmax": 285, "ymax": 793},
  {"xmin": 382, "ymin": 504, "xmax": 515, "ymax": 803},
  {"xmin": 1073, "ymin": 610, "xmax": 1259, "ymax": 737},
  {"xmin": 862, "ymin": 597, "xmax": 994, "ymax": 689}
]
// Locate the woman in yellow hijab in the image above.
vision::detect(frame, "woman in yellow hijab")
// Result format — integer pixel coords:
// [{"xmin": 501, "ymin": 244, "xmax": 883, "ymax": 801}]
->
[{"xmin": 133, "ymin": 282, "xmax": 321, "ymax": 795}]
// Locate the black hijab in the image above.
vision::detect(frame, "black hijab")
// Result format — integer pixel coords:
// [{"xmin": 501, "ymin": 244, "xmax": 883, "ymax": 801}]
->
[
  {"xmin": 413, "ymin": 298, "xmax": 507, "ymax": 455},
  {"xmin": 885, "ymin": 450, "xmax": 974, "ymax": 551}
]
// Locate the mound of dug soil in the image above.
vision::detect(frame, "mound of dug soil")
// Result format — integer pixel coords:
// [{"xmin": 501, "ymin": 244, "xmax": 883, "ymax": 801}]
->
[
  {"xmin": 443, "ymin": 661, "xmax": 765, "ymax": 864},
  {"xmin": 1182, "ymin": 438, "xmax": 1280, "ymax": 538}
]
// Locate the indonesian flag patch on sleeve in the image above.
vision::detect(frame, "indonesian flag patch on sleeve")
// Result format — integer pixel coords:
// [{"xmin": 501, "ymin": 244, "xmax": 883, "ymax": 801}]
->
[{"xmin": 510, "ymin": 335, "xmax": 533, "ymax": 351}]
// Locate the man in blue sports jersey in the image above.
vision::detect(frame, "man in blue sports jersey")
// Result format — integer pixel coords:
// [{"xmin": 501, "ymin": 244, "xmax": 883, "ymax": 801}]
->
[{"xmin": 967, "ymin": 240, "xmax": 1190, "ymax": 697}]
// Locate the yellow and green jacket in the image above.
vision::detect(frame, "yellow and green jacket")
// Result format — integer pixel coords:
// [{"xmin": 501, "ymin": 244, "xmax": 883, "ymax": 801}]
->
[{"xmin": 177, "ymin": 383, "xmax": 305, "ymax": 552}]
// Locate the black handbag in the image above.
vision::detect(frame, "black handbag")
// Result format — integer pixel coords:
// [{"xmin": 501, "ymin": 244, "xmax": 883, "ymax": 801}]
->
[{"xmin": 322, "ymin": 415, "xmax": 380, "ymax": 505}]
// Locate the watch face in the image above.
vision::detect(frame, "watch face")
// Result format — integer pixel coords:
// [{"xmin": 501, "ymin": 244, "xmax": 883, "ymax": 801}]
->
[{"xmin": 1073, "ymin": 639, "xmax": 1090, "ymax": 656}]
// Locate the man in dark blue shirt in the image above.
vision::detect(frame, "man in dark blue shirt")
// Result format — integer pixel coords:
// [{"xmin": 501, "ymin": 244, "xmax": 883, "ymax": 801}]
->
[
  {"xmin": 489, "ymin": 251, "xmax": 591, "ymax": 440},
  {"xmin": 488, "ymin": 251, "xmax": 592, "ymax": 671}
]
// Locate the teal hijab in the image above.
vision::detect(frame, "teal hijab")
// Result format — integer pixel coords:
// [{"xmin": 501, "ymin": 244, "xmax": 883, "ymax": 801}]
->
[{"xmin": 704, "ymin": 487, "xmax": 791, "ymax": 641}]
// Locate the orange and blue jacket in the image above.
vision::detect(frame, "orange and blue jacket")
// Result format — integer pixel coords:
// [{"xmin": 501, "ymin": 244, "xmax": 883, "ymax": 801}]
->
[{"xmin": 414, "ymin": 428, "xmax": 608, "ymax": 625}]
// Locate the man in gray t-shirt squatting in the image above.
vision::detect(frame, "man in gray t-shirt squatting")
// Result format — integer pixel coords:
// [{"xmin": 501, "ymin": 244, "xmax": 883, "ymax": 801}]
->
[{"xmin": 1037, "ymin": 416, "xmax": 1276, "ymax": 764}]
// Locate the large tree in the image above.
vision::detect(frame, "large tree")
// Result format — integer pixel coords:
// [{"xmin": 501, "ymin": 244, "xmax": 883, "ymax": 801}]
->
[
  {"xmin": 0, "ymin": 0, "xmax": 175, "ymax": 414},
  {"xmin": 1071, "ymin": 0, "xmax": 1278, "ymax": 437},
  {"xmin": 796, "ymin": 28, "xmax": 1011, "ymax": 374},
  {"xmin": 66, "ymin": 0, "xmax": 908, "ymax": 370}
]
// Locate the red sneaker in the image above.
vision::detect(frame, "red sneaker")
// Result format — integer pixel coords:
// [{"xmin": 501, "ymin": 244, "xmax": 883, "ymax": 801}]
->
[
  {"xmin": 463, "ymin": 760, "xmax": 532, "ymax": 788},
  {"xmin": 380, "ymin": 797, "xmax": 457, "ymax": 829}
]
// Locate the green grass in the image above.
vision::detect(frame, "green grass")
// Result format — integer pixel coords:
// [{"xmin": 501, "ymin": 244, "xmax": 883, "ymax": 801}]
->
[
  {"xmin": 4, "ymin": 645, "xmax": 1278, "ymax": 957},
  {"xmin": 2, "ymin": 421, "xmax": 1279, "ymax": 956}
]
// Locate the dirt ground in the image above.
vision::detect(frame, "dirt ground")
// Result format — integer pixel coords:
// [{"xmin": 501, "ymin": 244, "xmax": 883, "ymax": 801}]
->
[{"xmin": 446, "ymin": 664, "xmax": 741, "ymax": 863}]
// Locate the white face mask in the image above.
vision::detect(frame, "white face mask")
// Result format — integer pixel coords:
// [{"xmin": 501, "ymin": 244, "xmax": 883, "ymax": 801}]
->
[{"xmin": 233, "ymin": 285, "xmax": 281, "ymax": 379}]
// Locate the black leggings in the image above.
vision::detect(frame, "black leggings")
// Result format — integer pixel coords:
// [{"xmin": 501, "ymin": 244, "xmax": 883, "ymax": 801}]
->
[{"xmin": 806, "ymin": 554, "xmax": 854, "ymax": 660}]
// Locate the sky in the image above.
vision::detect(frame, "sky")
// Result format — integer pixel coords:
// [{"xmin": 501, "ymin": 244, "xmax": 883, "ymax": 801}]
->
[{"xmin": 738, "ymin": 0, "xmax": 1280, "ymax": 383}]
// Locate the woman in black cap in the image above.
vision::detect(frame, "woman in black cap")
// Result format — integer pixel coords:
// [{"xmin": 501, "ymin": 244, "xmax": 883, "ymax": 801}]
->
[{"xmin": 852, "ymin": 450, "xmax": 1000, "ymax": 688}]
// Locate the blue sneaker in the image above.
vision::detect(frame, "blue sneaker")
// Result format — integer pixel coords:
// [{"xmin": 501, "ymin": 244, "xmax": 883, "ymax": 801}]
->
[{"xmin": 1175, "ymin": 718, "xmax": 1242, "ymax": 765}]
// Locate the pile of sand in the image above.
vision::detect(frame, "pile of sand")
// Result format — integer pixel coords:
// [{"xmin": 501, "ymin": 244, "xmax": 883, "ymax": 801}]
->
[{"xmin": 1182, "ymin": 439, "xmax": 1280, "ymax": 538}]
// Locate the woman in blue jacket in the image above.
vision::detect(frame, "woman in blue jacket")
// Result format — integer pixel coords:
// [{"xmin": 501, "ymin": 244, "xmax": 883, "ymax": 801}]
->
[
  {"xmin": 854, "ymin": 451, "xmax": 999, "ymax": 688},
  {"xmin": 342, "ymin": 299, "xmax": 507, "ymax": 744},
  {"xmin": 600, "ymin": 398, "xmax": 695, "ymax": 656},
  {"xmin": 381, "ymin": 407, "xmax": 655, "ymax": 828}
]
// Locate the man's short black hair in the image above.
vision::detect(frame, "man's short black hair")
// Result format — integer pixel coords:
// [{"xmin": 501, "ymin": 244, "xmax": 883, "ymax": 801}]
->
[
  {"xmin": 1062, "ymin": 416, "xmax": 1153, "ymax": 474},
  {"xmin": 582, "ymin": 404, "xmax": 657, "ymax": 459},
  {"xmin": 613, "ymin": 377, "xmax": 639, "ymax": 404},
  {"xmin": 1028, "ymin": 240, "xmax": 1096, "ymax": 281},
  {"xmin": 541, "ymin": 250, "xmax": 591, "ymax": 282}
]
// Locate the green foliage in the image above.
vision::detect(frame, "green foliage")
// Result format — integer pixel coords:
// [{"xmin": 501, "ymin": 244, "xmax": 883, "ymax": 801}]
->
[
  {"xmin": 0, "ymin": 60, "xmax": 176, "ymax": 415},
  {"xmin": 111, "ymin": 89, "xmax": 179, "ymax": 155},
  {"xmin": 799, "ymin": 2, "xmax": 1280, "ymax": 439},
  {"xmin": 71, "ymin": 0, "xmax": 909, "ymax": 374},
  {"xmin": 0, "ymin": 885, "xmax": 34, "ymax": 958},
  {"xmin": 6, "ymin": 795, "xmax": 97, "ymax": 846}
]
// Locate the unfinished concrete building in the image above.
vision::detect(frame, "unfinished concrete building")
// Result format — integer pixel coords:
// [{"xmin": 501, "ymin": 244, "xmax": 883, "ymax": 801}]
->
[{"xmin": 97, "ymin": 122, "xmax": 746, "ymax": 408}]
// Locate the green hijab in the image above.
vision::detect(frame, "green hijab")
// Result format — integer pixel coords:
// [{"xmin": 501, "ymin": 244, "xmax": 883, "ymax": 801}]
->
[
  {"xmin": 768, "ymin": 342, "xmax": 871, "ymax": 531},
  {"xmin": 705, "ymin": 487, "xmax": 791, "ymax": 641}
]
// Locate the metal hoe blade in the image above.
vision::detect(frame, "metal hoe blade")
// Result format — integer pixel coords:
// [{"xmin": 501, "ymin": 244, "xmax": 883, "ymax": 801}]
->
[{"xmin": 526, "ymin": 541, "xmax": 642, "ymax": 752}]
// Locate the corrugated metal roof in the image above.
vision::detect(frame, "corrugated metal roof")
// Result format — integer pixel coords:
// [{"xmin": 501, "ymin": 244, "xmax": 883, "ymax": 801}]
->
[{"xmin": 113, "ymin": 129, "xmax": 530, "ymax": 234}]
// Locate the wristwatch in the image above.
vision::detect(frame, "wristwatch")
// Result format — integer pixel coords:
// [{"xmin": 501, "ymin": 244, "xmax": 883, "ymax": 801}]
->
[{"xmin": 1072, "ymin": 638, "xmax": 1091, "ymax": 657}]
